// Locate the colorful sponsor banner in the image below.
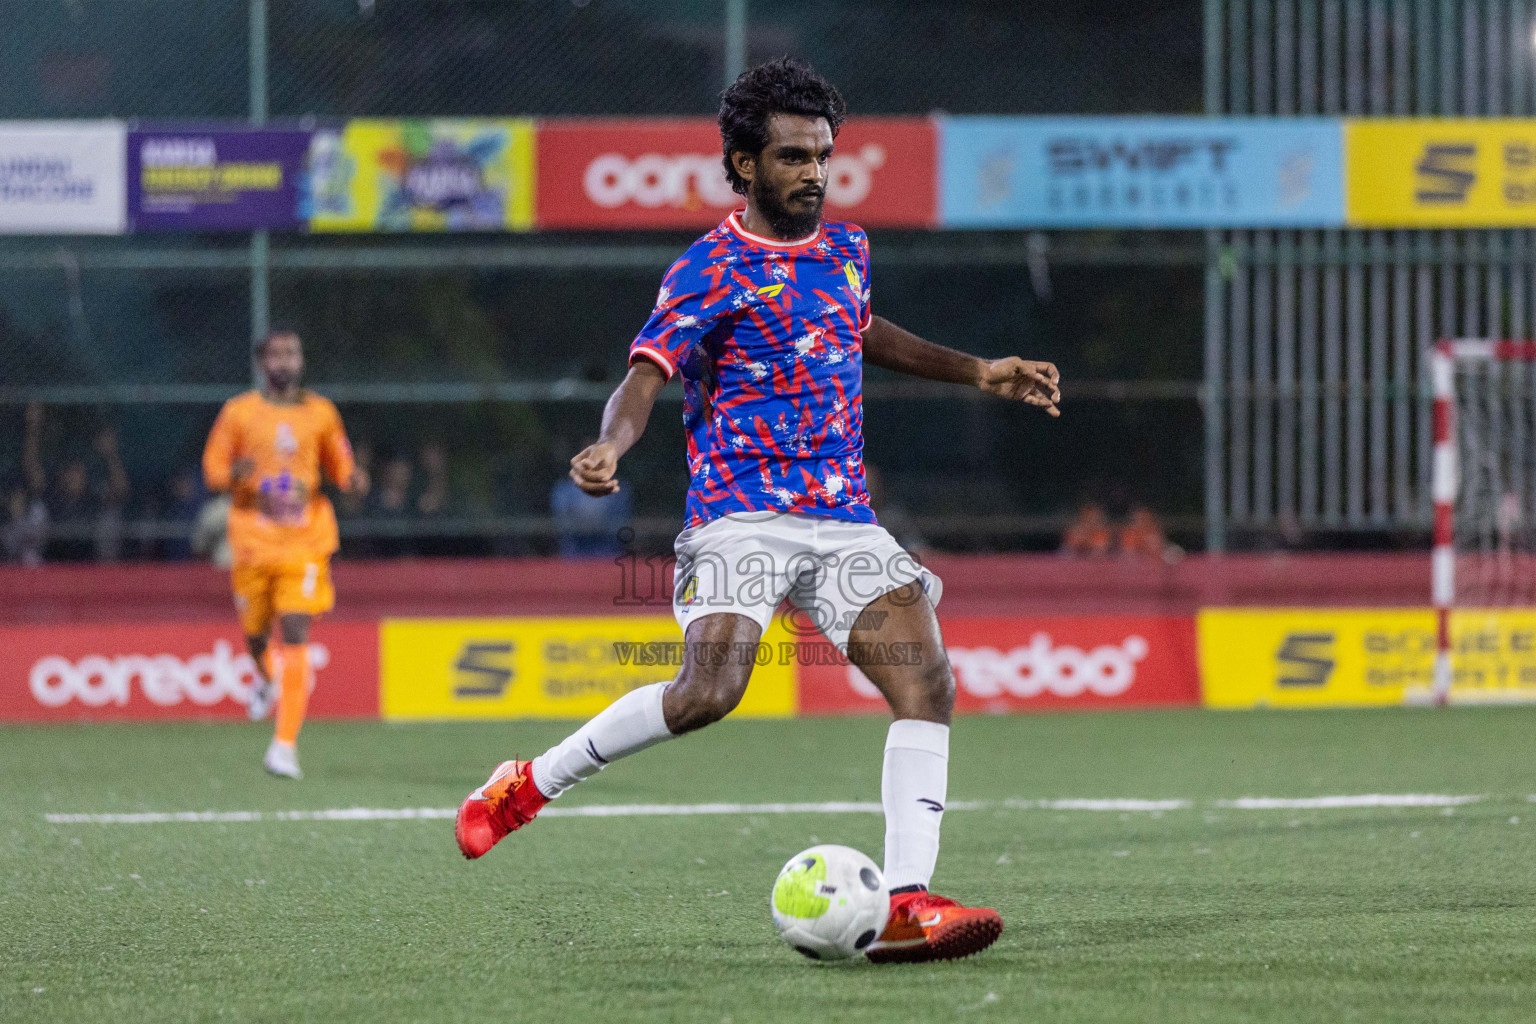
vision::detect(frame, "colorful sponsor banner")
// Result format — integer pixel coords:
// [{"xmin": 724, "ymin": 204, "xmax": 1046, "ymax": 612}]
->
[
  {"xmin": 380, "ymin": 615, "xmax": 796, "ymax": 721},
  {"xmin": 309, "ymin": 119, "xmax": 534, "ymax": 232},
  {"xmin": 0, "ymin": 121, "xmax": 126, "ymax": 234},
  {"xmin": 1199, "ymin": 608, "xmax": 1536, "ymax": 708},
  {"xmin": 0, "ymin": 621, "xmax": 379, "ymax": 722},
  {"xmin": 1345, "ymin": 118, "xmax": 1536, "ymax": 226},
  {"xmin": 940, "ymin": 116, "xmax": 1345, "ymax": 228},
  {"xmin": 536, "ymin": 117, "xmax": 937, "ymax": 229},
  {"xmin": 797, "ymin": 615, "xmax": 1200, "ymax": 715},
  {"xmin": 127, "ymin": 128, "xmax": 310, "ymax": 231}
]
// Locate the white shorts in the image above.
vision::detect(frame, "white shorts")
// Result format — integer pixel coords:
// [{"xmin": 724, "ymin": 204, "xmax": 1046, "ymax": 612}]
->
[{"xmin": 672, "ymin": 511, "xmax": 942, "ymax": 650}]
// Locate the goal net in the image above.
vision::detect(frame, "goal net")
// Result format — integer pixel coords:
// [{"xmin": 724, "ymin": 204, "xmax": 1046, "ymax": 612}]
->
[{"xmin": 1431, "ymin": 339, "xmax": 1536, "ymax": 702}]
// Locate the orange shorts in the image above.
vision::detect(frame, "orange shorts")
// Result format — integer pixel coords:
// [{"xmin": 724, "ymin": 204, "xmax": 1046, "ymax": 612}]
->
[{"xmin": 231, "ymin": 559, "xmax": 334, "ymax": 637}]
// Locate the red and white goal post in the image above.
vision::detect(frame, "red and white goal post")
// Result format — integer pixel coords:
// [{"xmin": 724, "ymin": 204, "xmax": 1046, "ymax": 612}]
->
[{"xmin": 1430, "ymin": 339, "xmax": 1536, "ymax": 704}]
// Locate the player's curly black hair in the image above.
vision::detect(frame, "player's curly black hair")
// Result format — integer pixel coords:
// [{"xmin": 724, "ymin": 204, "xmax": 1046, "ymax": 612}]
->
[{"xmin": 718, "ymin": 57, "xmax": 847, "ymax": 196}]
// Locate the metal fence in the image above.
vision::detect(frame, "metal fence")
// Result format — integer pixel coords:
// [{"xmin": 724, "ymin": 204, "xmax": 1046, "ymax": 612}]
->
[{"xmin": 1204, "ymin": 0, "xmax": 1536, "ymax": 550}]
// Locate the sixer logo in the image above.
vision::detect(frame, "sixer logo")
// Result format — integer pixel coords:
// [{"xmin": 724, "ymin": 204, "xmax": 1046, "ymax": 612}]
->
[
  {"xmin": 536, "ymin": 118, "xmax": 937, "ymax": 229},
  {"xmin": 1275, "ymin": 632, "xmax": 1335, "ymax": 687},
  {"xmin": 0, "ymin": 622, "xmax": 379, "ymax": 721},
  {"xmin": 1415, "ymin": 143, "xmax": 1476, "ymax": 203}
]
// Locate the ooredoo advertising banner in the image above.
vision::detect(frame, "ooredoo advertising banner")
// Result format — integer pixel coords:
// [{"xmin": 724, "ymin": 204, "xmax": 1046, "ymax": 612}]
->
[
  {"xmin": 309, "ymin": 119, "xmax": 535, "ymax": 232},
  {"xmin": 380, "ymin": 615, "xmax": 796, "ymax": 721},
  {"xmin": 797, "ymin": 615, "xmax": 1200, "ymax": 715},
  {"xmin": 0, "ymin": 121, "xmax": 126, "ymax": 234},
  {"xmin": 0, "ymin": 621, "xmax": 379, "ymax": 722},
  {"xmin": 127, "ymin": 128, "xmax": 311, "ymax": 231},
  {"xmin": 1199, "ymin": 607, "xmax": 1536, "ymax": 708},
  {"xmin": 536, "ymin": 117, "xmax": 937, "ymax": 229},
  {"xmin": 940, "ymin": 116, "xmax": 1345, "ymax": 228}
]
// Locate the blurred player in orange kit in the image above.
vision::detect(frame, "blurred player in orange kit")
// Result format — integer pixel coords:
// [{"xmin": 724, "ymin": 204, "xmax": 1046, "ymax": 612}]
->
[{"xmin": 203, "ymin": 330, "xmax": 368, "ymax": 779}]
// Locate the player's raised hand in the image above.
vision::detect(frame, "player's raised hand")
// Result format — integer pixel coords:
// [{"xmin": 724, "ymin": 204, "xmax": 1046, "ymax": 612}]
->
[
  {"xmin": 570, "ymin": 441, "xmax": 621, "ymax": 496},
  {"xmin": 978, "ymin": 357, "xmax": 1060, "ymax": 416},
  {"xmin": 347, "ymin": 466, "xmax": 371, "ymax": 495}
]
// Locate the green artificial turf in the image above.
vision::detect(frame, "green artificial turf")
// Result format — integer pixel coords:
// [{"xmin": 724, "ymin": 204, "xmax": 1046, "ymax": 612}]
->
[{"xmin": 2, "ymin": 708, "xmax": 1535, "ymax": 1023}]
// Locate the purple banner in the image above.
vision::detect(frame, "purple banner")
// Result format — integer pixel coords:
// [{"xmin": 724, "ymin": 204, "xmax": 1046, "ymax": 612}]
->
[{"xmin": 127, "ymin": 129, "xmax": 310, "ymax": 231}]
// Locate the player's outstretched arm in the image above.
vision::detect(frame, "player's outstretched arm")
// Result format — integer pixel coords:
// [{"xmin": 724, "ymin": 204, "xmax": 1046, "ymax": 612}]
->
[
  {"xmin": 570, "ymin": 361, "xmax": 669, "ymax": 496},
  {"xmin": 861, "ymin": 315, "xmax": 1061, "ymax": 417}
]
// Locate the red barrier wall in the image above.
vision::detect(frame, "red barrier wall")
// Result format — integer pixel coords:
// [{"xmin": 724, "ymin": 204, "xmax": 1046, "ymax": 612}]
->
[{"xmin": 0, "ymin": 553, "xmax": 1432, "ymax": 625}]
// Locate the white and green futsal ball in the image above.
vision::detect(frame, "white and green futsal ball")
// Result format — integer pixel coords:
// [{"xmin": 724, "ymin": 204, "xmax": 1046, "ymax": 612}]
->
[{"xmin": 770, "ymin": 844, "xmax": 889, "ymax": 961}]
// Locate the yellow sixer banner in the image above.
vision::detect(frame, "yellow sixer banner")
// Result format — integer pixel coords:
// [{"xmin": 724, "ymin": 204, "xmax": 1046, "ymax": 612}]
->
[
  {"xmin": 380, "ymin": 615, "xmax": 796, "ymax": 721},
  {"xmin": 1199, "ymin": 608, "xmax": 1536, "ymax": 708},
  {"xmin": 1346, "ymin": 119, "xmax": 1536, "ymax": 226},
  {"xmin": 308, "ymin": 119, "xmax": 534, "ymax": 232}
]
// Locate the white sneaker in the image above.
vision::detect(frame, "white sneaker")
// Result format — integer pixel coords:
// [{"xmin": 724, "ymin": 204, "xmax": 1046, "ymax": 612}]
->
[
  {"xmin": 263, "ymin": 740, "xmax": 301, "ymax": 780},
  {"xmin": 247, "ymin": 680, "xmax": 276, "ymax": 722}
]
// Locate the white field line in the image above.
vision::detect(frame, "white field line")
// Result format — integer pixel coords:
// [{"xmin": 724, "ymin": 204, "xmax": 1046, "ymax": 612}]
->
[
  {"xmin": 1213, "ymin": 794, "xmax": 1485, "ymax": 810},
  {"xmin": 43, "ymin": 794, "xmax": 1490, "ymax": 825}
]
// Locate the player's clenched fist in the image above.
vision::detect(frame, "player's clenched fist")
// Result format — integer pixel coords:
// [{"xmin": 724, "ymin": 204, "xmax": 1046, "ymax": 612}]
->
[
  {"xmin": 570, "ymin": 441, "xmax": 621, "ymax": 495},
  {"xmin": 978, "ymin": 357, "xmax": 1061, "ymax": 416}
]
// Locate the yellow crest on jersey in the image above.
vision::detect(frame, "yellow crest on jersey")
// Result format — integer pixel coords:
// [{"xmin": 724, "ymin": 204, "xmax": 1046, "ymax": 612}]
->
[
  {"xmin": 843, "ymin": 260, "xmax": 861, "ymax": 292},
  {"xmin": 756, "ymin": 283, "xmax": 785, "ymax": 298}
]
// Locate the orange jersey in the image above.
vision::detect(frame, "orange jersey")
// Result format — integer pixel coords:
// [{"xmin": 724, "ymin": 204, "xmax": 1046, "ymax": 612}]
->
[{"xmin": 203, "ymin": 390, "xmax": 355, "ymax": 568}]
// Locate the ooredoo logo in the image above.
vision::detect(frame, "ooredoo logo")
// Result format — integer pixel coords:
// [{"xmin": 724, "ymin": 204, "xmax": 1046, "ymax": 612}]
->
[
  {"xmin": 29, "ymin": 640, "xmax": 331, "ymax": 709},
  {"xmin": 582, "ymin": 144, "xmax": 890, "ymax": 210},
  {"xmin": 847, "ymin": 634, "xmax": 1150, "ymax": 700}
]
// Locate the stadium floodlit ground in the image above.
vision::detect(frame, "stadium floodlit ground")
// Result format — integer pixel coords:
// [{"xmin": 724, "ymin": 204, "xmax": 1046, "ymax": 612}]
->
[{"xmin": 5, "ymin": 707, "xmax": 1535, "ymax": 1023}]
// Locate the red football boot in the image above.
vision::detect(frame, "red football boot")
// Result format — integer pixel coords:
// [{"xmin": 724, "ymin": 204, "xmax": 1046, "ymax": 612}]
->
[
  {"xmin": 455, "ymin": 760, "xmax": 549, "ymax": 860},
  {"xmin": 864, "ymin": 889, "xmax": 1003, "ymax": 964}
]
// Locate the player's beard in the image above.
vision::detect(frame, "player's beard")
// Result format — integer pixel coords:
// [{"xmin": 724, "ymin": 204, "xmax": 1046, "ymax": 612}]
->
[
  {"xmin": 754, "ymin": 177, "xmax": 823, "ymax": 240},
  {"xmin": 264, "ymin": 367, "xmax": 298, "ymax": 392}
]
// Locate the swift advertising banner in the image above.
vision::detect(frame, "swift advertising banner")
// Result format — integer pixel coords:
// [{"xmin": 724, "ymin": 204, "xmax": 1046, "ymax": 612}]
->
[
  {"xmin": 379, "ymin": 615, "xmax": 797, "ymax": 721},
  {"xmin": 0, "ymin": 621, "xmax": 379, "ymax": 722},
  {"xmin": 0, "ymin": 121, "xmax": 125, "ymax": 234},
  {"xmin": 127, "ymin": 127, "xmax": 310, "ymax": 231},
  {"xmin": 1346, "ymin": 118, "xmax": 1536, "ymax": 226},
  {"xmin": 308, "ymin": 119, "xmax": 535, "ymax": 232},
  {"xmin": 940, "ymin": 116, "xmax": 1345, "ymax": 228},
  {"xmin": 536, "ymin": 117, "xmax": 937, "ymax": 229},
  {"xmin": 1199, "ymin": 608, "xmax": 1536, "ymax": 708},
  {"xmin": 797, "ymin": 615, "xmax": 1201, "ymax": 715}
]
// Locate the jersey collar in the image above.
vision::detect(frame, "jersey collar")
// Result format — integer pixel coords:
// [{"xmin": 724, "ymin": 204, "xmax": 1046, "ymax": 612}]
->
[{"xmin": 725, "ymin": 210, "xmax": 823, "ymax": 251}]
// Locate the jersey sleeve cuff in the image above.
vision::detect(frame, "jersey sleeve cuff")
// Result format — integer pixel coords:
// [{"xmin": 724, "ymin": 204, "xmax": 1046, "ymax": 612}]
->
[
  {"xmin": 859, "ymin": 309, "xmax": 873, "ymax": 332},
  {"xmin": 630, "ymin": 345, "xmax": 677, "ymax": 379}
]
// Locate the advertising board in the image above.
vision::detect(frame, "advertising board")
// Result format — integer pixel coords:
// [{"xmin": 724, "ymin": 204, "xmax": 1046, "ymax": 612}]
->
[
  {"xmin": 0, "ymin": 121, "xmax": 126, "ymax": 234},
  {"xmin": 0, "ymin": 621, "xmax": 379, "ymax": 722},
  {"xmin": 536, "ymin": 117, "xmax": 936, "ymax": 229},
  {"xmin": 940, "ymin": 116, "xmax": 1345, "ymax": 228},
  {"xmin": 308, "ymin": 119, "xmax": 535, "ymax": 232}
]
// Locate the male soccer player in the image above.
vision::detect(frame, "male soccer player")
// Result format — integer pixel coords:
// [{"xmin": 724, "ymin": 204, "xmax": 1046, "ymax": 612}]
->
[
  {"xmin": 456, "ymin": 58, "xmax": 1060, "ymax": 963},
  {"xmin": 204, "ymin": 330, "xmax": 367, "ymax": 779}
]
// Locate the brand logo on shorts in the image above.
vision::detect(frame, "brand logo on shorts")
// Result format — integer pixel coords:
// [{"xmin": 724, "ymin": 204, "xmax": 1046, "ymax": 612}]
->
[{"xmin": 678, "ymin": 574, "xmax": 700, "ymax": 606}]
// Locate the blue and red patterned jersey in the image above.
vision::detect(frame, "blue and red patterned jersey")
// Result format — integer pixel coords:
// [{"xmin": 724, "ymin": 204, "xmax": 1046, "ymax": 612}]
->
[{"xmin": 630, "ymin": 211, "xmax": 876, "ymax": 528}]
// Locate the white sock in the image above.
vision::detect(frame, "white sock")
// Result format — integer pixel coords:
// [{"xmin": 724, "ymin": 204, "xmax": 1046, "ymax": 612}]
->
[
  {"xmin": 530, "ymin": 681, "xmax": 674, "ymax": 799},
  {"xmin": 881, "ymin": 719, "xmax": 950, "ymax": 891}
]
